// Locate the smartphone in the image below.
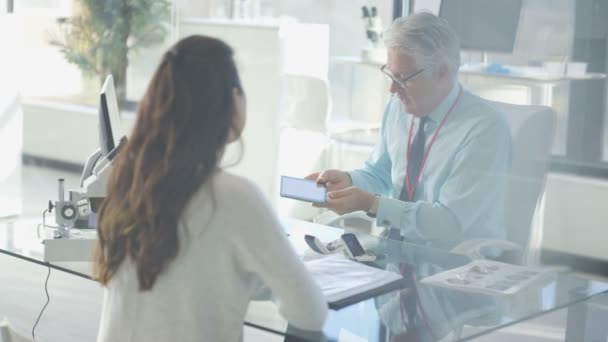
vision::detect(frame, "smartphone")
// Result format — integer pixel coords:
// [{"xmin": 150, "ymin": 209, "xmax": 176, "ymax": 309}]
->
[
  {"xmin": 341, "ymin": 233, "xmax": 366, "ymax": 257},
  {"xmin": 280, "ymin": 176, "xmax": 327, "ymax": 204}
]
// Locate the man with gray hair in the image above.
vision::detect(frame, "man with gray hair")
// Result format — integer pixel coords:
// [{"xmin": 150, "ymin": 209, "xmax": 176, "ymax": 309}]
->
[{"xmin": 308, "ymin": 12, "xmax": 511, "ymax": 249}]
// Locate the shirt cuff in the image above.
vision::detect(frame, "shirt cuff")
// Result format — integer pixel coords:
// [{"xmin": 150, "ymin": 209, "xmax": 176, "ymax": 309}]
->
[{"xmin": 375, "ymin": 197, "xmax": 422, "ymax": 240}]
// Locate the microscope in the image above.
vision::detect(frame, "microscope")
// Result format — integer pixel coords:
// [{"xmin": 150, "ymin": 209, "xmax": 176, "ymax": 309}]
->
[
  {"xmin": 50, "ymin": 146, "xmax": 118, "ymax": 237},
  {"xmin": 361, "ymin": 4, "xmax": 385, "ymax": 63},
  {"xmin": 47, "ymin": 75, "xmax": 125, "ymax": 239}
]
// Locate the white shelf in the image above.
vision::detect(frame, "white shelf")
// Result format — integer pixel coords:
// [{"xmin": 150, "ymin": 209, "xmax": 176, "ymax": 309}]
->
[{"xmin": 460, "ymin": 64, "xmax": 607, "ymax": 82}]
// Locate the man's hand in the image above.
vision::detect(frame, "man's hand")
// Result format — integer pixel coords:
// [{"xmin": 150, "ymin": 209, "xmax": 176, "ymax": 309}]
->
[
  {"xmin": 305, "ymin": 169, "xmax": 352, "ymax": 192},
  {"xmin": 323, "ymin": 187, "xmax": 376, "ymax": 215}
]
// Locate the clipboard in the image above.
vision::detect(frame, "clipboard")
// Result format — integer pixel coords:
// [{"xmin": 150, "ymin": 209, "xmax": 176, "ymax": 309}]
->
[{"xmin": 305, "ymin": 255, "xmax": 408, "ymax": 310}]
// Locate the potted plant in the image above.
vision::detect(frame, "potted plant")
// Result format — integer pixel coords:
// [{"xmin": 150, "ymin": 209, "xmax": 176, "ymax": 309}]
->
[{"xmin": 51, "ymin": 0, "xmax": 171, "ymax": 107}]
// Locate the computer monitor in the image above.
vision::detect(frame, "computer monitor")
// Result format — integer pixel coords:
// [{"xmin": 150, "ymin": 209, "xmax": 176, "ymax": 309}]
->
[
  {"xmin": 439, "ymin": 0, "xmax": 523, "ymax": 53},
  {"xmin": 99, "ymin": 75, "xmax": 125, "ymax": 158}
]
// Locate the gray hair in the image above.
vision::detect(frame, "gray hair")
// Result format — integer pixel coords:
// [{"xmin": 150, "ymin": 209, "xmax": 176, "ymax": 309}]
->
[{"xmin": 384, "ymin": 12, "xmax": 461, "ymax": 76}]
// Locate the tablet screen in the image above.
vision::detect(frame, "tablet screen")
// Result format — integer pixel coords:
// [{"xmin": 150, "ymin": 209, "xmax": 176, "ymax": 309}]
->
[{"xmin": 280, "ymin": 176, "xmax": 327, "ymax": 203}]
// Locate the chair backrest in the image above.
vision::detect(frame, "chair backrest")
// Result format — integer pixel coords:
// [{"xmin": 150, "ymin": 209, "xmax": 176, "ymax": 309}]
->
[
  {"xmin": 282, "ymin": 74, "xmax": 330, "ymax": 132},
  {"xmin": 490, "ymin": 101, "xmax": 556, "ymax": 249}
]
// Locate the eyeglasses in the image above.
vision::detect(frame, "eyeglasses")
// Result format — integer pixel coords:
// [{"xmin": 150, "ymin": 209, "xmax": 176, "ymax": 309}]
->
[{"xmin": 380, "ymin": 65, "xmax": 425, "ymax": 89}]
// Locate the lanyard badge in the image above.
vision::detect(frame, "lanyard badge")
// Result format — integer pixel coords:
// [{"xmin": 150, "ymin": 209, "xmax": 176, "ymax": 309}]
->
[{"xmin": 404, "ymin": 85, "xmax": 463, "ymax": 201}]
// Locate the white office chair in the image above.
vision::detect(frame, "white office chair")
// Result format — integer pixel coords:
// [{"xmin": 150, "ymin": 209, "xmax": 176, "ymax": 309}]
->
[
  {"xmin": 485, "ymin": 101, "xmax": 556, "ymax": 263},
  {"xmin": 449, "ymin": 102, "xmax": 556, "ymax": 263},
  {"xmin": 0, "ymin": 319, "xmax": 33, "ymax": 342},
  {"xmin": 315, "ymin": 102, "xmax": 556, "ymax": 263}
]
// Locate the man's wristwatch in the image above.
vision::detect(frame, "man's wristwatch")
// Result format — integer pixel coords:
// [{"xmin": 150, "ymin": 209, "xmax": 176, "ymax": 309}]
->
[{"xmin": 366, "ymin": 194, "xmax": 380, "ymax": 218}]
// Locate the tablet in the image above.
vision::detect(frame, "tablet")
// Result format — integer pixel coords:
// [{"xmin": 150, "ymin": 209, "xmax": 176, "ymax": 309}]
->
[{"xmin": 280, "ymin": 176, "xmax": 327, "ymax": 204}]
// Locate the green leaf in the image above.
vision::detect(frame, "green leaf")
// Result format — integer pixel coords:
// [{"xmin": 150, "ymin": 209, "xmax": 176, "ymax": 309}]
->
[{"xmin": 51, "ymin": 0, "xmax": 170, "ymax": 98}]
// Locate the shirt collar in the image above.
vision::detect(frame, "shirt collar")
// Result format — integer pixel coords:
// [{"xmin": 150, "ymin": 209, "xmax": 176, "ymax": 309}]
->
[{"xmin": 426, "ymin": 82, "xmax": 460, "ymax": 124}]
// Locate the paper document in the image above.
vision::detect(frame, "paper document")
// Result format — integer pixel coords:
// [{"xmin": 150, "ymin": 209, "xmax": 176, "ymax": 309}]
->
[
  {"xmin": 421, "ymin": 259, "xmax": 555, "ymax": 296},
  {"xmin": 305, "ymin": 255, "xmax": 406, "ymax": 309}
]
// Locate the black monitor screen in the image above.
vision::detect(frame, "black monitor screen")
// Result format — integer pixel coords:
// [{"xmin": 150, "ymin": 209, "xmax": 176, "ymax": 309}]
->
[
  {"xmin": 99, "ymin": 75, "xmax": 124, "ymax": 157},
  {"xmin": 439, "ymin": 0, "xmax": 522, "ymax": 53}
]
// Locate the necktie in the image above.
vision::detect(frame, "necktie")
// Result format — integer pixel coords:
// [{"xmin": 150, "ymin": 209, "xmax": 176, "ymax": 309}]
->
[{"xmin": 400, "ymin": 116, "xmax": 428, "ymax": 201}]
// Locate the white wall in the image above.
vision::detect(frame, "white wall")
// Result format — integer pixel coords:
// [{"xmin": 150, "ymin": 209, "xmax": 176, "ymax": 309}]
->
[
  {"xmin": 0, "ymin": 96, "xmax": 22, "ymax": 218},
  {"xmin": 0, "ymin": 15, "xmax": 23, "ymax": 217},
  {"xmin": 177, "ymin": 19, "xmax": 285, "ymax": 205}
]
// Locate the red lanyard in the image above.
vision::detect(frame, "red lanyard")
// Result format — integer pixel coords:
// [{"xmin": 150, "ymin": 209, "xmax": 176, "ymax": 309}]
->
[{"xmin": 404, "ymin": 85, "xmax": 462, "ymax": 201}]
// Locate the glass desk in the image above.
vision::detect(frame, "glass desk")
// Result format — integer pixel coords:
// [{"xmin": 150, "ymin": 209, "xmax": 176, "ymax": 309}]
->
[{"xmin": 1, "ymin": 215, "xmax": 607, "ymax": 341}]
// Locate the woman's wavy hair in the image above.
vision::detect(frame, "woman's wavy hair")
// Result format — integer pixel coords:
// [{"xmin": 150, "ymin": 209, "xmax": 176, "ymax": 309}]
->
[{"xmin": 93, "ymin": 35, "xmax": 243, "ymax": 290}]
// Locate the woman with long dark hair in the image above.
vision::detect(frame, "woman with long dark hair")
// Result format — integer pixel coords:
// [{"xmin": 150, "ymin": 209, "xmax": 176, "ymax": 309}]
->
[{"xmin": 94, "ymin": 35, "xmax": 327, "ymax": 341}]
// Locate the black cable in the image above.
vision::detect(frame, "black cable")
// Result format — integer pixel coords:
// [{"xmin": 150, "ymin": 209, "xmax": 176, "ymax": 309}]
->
[{"xmin": 32, "ymin": 266, "xmax": 51, "ymax": 341}]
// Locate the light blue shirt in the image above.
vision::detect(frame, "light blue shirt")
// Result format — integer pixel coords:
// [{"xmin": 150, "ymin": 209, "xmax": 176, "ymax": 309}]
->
[{"xmin": 349, "ymin": 83, "xmax": 512, "ymax": 248}]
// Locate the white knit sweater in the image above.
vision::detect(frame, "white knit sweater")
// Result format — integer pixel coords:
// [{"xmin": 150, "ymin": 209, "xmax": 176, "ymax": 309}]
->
[{"xmin": 96, "ymin": 171, "xmax": 327, "ymax": 342}]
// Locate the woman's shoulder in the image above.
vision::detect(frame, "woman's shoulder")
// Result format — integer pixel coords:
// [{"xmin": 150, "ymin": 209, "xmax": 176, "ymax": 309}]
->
[
  {"xmin": 182, "ymin": 170, "xmax": 274, "ymax": 233},
  {"xmin": 183, "ymin": 170, "xmax": 265, "ymax": 210},
  {"xmin": 209, "ymin": 170, "xmax": 270, "ymax": 208},
  {"xmin": 214, "ymin": 170, "xmax": 262, "ymax": 193}
]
